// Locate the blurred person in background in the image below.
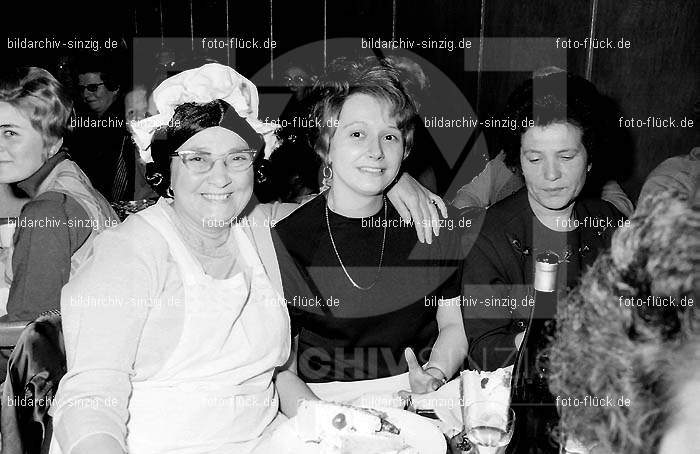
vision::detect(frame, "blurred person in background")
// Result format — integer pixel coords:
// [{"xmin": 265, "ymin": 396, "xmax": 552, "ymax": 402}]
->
[
  {"xmin": 123, "ymin": 83, "xmax": 158, "ymax": 202},
  {"xmin": 262, "ymin": 62, "xmax": 320, "ymax": 203},
  {"xmin": 384, "ymin": 54, "xmax": 439, "ymax": 194},
  {"xmin": 69, "ymin": 55, "xmax": 133, "ymax": 202},
  {"xmin": 548, "ymin": 189, "xmax": 698, "ymax": 454},
  {"xmin": 637, "ymin": 147, "xmax": 699, "ymax": 203},
  {"xmin": 124, "ymin": 84, "xmax": 149, "ymax": 123}
]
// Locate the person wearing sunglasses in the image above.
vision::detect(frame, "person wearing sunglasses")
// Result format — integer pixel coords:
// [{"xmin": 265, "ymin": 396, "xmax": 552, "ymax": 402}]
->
[
  {"xmin": 69, "ymin": 56, "xmax": 136, "ymax": 202},
  {"xmin": 76, "ymin": 57, "xmax": 121, "ymax": 118}
]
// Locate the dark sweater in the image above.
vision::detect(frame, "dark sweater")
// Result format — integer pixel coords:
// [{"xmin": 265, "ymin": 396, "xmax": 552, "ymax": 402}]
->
[
  {"xmin": 273, "ymin": 194, "xmax": 463, "ymax": 382},
  {"xmin": 461, "ymin": 188, "xmax": 624, "ymax": 370}
]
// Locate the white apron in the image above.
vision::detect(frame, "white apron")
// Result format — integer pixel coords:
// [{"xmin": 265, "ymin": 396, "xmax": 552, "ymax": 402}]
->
[{"xmin": 50, "ymin": 200, "xmax": 290, "ymax": 454}]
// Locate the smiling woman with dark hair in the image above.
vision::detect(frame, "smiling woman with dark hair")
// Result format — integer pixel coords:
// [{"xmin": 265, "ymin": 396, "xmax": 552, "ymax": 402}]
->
[
  {"xmin": 49, "ymin": 80, "xmax": 293, "ymax": 454},
  {"xmin": 38, "ymin": 63, "xmax": 451, "ymax": 454},
  {"xmin": 273, "ymin": 59, "xmax": 468, "ymax": 403}
]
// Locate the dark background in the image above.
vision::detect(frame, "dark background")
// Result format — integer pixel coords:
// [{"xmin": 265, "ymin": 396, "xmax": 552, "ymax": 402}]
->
[{"xmin": 4, "ymin": 0, "xmax": 698, "ymax": 202}]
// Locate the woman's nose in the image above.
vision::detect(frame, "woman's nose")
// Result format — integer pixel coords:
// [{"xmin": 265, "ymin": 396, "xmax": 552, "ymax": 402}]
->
[
  {"xmin": 543, "ymin": 159, "xmax": 562, "ymax": 181},
  {"xmin": 367, "ymin": 139, "xmax": 385, "ymax": 159},
  {"xmin": 208, "ymin": 159, "xmax": 233, "ymax": 186}
]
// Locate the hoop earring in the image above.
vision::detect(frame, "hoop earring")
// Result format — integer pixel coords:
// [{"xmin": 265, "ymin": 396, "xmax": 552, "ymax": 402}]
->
[
  {"xmin": 166, "ymin": 187, "xmax": 174, "ymax": 198},
  {"xmin": 255, "ymin": 161, "xmax": 269, "ymax": 185},
  {"xmin": 321, "ymin": 164, "xmax": 333, "ymax": 192}
]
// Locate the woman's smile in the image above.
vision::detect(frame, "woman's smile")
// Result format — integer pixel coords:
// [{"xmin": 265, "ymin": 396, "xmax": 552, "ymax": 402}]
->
[
  {"xmin": 201, "ymin": 192, "xmax": 234, "ymax": 201},
  {"xmin": 170, "ymin": 127, "xmax": 255, "ymax": 231},
  {"xmin": 357, "ymin": 166, "xmax": 386, "ymax": 175}
]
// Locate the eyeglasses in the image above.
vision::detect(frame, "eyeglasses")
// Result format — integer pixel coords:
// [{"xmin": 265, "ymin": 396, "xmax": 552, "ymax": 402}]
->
[
  {"xmin": 173, "ymin": 150, "xmax": 258, "ymax": 173},
  {"xmin": 79, "ymin": 83, "xmax": 105, "ymax": 93},
  {"xmin": 283, "ymin": 75, "xmax": 306, "ymax": 85}
]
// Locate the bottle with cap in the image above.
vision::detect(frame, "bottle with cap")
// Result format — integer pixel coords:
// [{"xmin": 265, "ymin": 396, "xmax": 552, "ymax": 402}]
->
[{"xmin": 507, "ymin": 252, "xmax": 561, "ymax": 454}]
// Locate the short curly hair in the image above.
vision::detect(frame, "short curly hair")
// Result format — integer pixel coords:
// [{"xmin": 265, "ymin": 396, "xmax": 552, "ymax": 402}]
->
[
  {"xmin": 500, "ymin": 71, "xmax": 603, "ymax": 171},
  {"xmin": 146, "ymin": 99, "xmax": 264, "ymax": 197},
  {"xmin": 547, "ymin": 190, "xmax": 699, "ymax": 453},
  {"xmin": 308, "ymin": 57, "xmax": 418, "ymax": 161},
  {"xmin": 0, "ymin": 67, "xmax": 73, "ymax": 147}
]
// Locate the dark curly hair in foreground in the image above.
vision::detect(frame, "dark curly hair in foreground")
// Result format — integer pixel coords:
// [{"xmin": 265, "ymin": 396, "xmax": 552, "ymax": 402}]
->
[{"xmin": 547, "ymin": 190, "xmax": 699, "ymax": 453}]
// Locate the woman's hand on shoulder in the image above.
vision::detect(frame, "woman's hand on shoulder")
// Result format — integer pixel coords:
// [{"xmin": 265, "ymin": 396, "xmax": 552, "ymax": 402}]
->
[{"xmin": 387, "ymin": 173, "xmax": 447, "ymax": 244}]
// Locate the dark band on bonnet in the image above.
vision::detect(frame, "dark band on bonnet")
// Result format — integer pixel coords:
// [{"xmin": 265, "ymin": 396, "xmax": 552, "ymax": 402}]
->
[{"xmin": 145, "ymin": 100, "xmax": 264, "ymax": 197}]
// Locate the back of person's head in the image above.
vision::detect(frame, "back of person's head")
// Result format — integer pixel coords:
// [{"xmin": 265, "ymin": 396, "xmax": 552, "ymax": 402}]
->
[
  {"xmin": 548, "ymin": 189, "xmax": 699, "ymax": 453},
  {"xmin": 308, "ymin": 57, "xmax": 418, "ymax": 159},
  {"xmin": 638, "ymin": 148, "xmax": 700, "ymax": 205},
  {"xmin": 0, "ymin": 66, "xmax": 73, "ymax": 146},
  {"xmin": 125, "ymin": 83, "xmax": 150, "ymax": 122},
  {"xmin": 500, "ymin": 71, "xmax": 603, "ymax": 171}
]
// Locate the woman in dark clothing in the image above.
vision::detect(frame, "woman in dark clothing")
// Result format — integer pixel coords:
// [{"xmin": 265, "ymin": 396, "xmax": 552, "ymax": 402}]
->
[
  {"xmin": 462, "ymin": 71, "xmax": 626, "ymax": 371},
  {"xmin": 274, "ymin": 59, "xmax": 468, "ymax": 403}
]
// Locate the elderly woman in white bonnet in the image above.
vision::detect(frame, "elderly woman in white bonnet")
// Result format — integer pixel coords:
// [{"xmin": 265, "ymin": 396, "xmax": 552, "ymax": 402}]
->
[{"xmin": 45, "ymin": 63, "xmax": 446, "ymax": 454}]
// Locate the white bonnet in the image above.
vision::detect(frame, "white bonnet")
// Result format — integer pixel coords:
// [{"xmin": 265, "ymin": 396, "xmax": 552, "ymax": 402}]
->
[{"xmin": 129, "ymin": 63, "xmax": 278, "ymax": 162}]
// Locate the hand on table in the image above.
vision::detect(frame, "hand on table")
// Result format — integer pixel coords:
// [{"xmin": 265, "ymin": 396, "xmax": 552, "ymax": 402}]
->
[{"xmin": 403, "ymin": 347, "xmax": 446, "ymax": 394}]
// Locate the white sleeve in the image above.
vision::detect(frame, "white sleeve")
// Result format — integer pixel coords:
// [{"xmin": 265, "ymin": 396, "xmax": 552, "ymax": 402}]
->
[{"xmin": 51, "ymin": 217, "xmax": 163, "ymax": 453}]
